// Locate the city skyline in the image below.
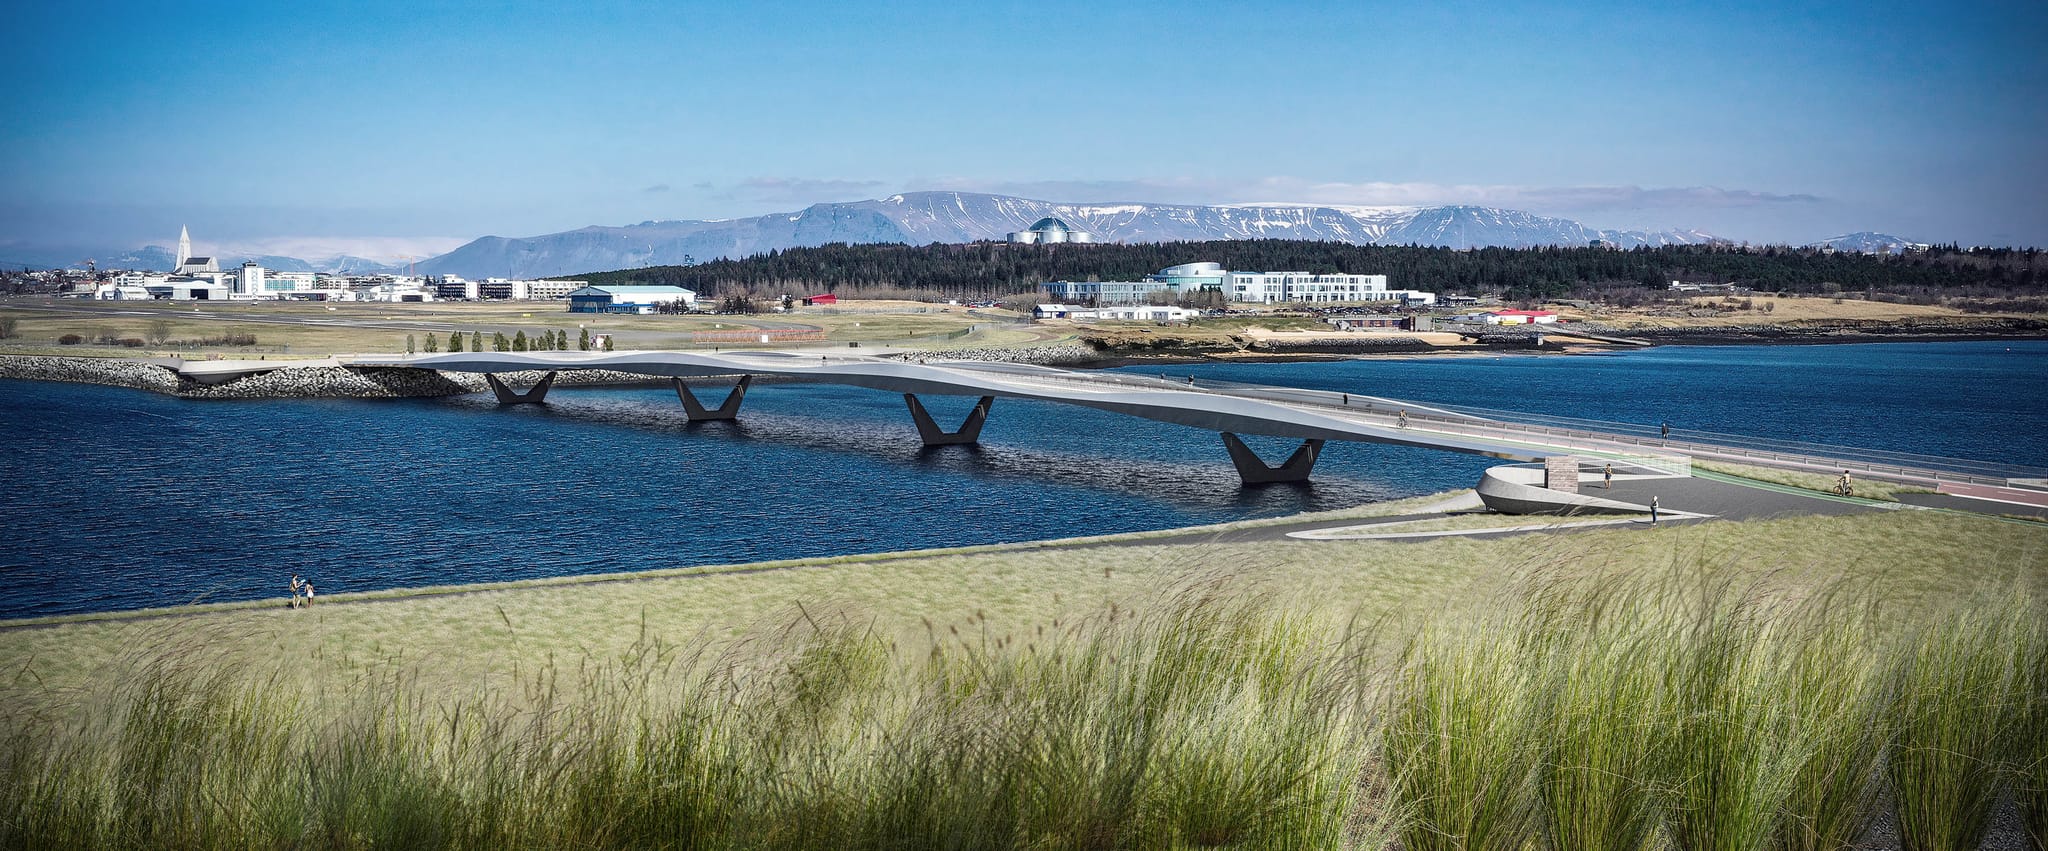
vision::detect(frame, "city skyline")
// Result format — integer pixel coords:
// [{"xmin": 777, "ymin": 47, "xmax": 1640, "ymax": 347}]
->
[{"xmin": 4, "ymin": 0, "xmax": 2045, "ymax": 262}]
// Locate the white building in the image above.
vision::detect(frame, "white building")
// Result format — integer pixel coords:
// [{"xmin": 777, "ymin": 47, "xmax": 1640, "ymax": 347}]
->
[
  {"xmin": 1449, "ymin": 309, "xmax": 1559, "ymax": 325},
  {"xmin": 363, "ymin": 282, "xmax": 435, "ymax": 302},
  {"xmin": 142, "ymin": 278, "xmax": 231, "ymax": 300},
  {"xmin": 94, "ymin": 281, "xmax": 154, "ymax": 300},
  {"xmin": 238, "ymin": 262, "xmax": 266, "ymax": 296},
  {"xmin": 1043, "ymin": 262, "xmax": 1437, "ymax": 306},
  {"xmin": 478, "ymin": 278, "xmax": 588, "ymax": 300},
  {"xmin": 1008, "ymin": 217, "xmax": 1094, "ymax": 245},
  {"xmin": 1034, "ymin": 303, "xmax": 1199, "ymax": 322}
]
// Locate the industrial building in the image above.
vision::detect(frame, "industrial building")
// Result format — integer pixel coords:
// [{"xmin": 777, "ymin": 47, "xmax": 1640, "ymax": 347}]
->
[
  {"xmin": 1008, "ymin": 217, "xmax": 1094, "ymax": 245},
  {"xmin": 566, "ymin": 285, "xmax": 698, "ymax": 314}
]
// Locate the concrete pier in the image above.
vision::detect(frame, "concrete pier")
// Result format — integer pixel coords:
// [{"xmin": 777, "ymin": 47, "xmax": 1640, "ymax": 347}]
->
[
  {"xmin": 1222, "ymin": 433, "xmax": 1324, "ymax": 485},
  {"xmin": 486, "ymin": 371, "xmax": 557, "ymax": 404},
  {"xmin": 675, "ymin": 375, "xmax": 751, "ymax": 421},
  {"xmin": 905, "ymin": 394, "xmax": 994, "ymax": 446}
]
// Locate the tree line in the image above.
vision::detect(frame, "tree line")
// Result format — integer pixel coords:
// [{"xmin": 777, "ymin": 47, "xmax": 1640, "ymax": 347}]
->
[
  {"xmin": 404, "ymin": 328, "xmax": 608, "ymax": 354},
  {"xmin": 577, "ymin": 241, "xmax": 2048, "ymax": 302}
]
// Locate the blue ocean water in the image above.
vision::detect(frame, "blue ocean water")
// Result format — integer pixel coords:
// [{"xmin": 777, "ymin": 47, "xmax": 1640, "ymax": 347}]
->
[{"xmin": 1, "ymin": 340, "xmax": 2041, "ymax": 618}]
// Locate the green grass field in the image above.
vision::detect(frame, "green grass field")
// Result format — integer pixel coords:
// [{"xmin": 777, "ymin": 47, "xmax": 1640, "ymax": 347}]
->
[{"xmin": 1, "ymin": 509, "xmax": 2043, "ymax": 848}]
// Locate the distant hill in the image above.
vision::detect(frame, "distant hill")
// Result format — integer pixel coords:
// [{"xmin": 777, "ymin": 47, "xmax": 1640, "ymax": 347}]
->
[{"xmin": 415, "ymin": 191, "xmax": 1728, "ymax": 280}]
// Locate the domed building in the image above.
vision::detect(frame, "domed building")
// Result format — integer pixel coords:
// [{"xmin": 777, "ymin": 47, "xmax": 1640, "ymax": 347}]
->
[{"xmin": 1008, "ymin": 216, "xmax": 1093, "ymax": 245}]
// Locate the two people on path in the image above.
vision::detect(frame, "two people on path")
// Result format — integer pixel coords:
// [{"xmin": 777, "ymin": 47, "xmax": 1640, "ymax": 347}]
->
[{"xmin": 288, "ymin": 575, "xmax": 316, "ymax": 609}]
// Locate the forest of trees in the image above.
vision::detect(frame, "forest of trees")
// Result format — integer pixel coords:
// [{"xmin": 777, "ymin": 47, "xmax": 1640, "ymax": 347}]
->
[{"xmin": 579, "ymin": 241, "xmax": 2047, "ymax": 303}]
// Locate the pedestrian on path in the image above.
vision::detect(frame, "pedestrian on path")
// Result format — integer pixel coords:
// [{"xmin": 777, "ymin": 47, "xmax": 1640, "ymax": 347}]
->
[
  {"xmin": 1650, "ymin": 496, "xmax": 1660, "ymax": 525},
  {"xmin": 1604, "ymin": 463, "xmax": 1613, "ymax": 489},
  {"xmin": 1661, "ymin": 422, "xmax": 1670, "ymax": 438}
]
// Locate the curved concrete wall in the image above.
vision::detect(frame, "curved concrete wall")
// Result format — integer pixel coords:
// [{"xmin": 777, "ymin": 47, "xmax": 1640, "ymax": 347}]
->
[{"xmin": 1476, "ymin": 464, "xmax": 1653, "ymax": 515}]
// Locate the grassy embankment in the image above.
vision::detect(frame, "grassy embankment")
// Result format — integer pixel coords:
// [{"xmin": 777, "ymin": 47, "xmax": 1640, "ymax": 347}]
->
[
  {"xmin": 0, "ymin": 300, "xmax": 1050, "ymax": 360},
  {"xmin": 2, "ymin": 509, "xmax": 2044, "ymax": 848}
]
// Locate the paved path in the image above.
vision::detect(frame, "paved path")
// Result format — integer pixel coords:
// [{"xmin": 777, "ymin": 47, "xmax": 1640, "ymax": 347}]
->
[{"xmin": 1110, "ymin": 473, "xmax": 1888, "ymax": 547}]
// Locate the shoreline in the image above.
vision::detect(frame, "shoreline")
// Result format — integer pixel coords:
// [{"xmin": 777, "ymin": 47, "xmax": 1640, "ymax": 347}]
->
[{"xmin": 0, "ymin": 489, "xmax": 1481, "ymax": 629}]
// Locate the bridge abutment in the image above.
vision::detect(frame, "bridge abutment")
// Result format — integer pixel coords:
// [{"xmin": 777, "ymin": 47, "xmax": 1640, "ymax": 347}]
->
[
  {"xmin": 1222, "ymin": 432, "xmax": 1324, "ymax": 485},
  {"xmin": 905, "ymin": 394, "xmax": 994, "ymax": 446},
  {"xmin": 486, "ymin": 371, "xmax": 557, "ymax": 405},
  {"xmin": 675, "ymin": 375, "xmax": 751, "ymax": 421}
]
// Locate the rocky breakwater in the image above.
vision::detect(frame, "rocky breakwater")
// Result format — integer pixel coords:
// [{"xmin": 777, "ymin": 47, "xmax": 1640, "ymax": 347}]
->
[
  {"xmin": 0, "ymin": 355, "xmax": 665, "ymax": 400},
  {"xmin": 912, "ymin": 344, "xmax": 1101, "ymax": 365}
]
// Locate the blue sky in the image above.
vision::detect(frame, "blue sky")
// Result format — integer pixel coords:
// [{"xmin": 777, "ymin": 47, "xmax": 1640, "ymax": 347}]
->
[{"xmin": 3, "ymin": 0, "xmax": 2044, "ymax": 260}]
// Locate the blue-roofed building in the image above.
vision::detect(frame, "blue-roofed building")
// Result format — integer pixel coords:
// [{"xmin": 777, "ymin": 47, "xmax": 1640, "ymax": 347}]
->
[{"xmin": 567, "ymin": 285, "xmax": 699, "ymax": 314}]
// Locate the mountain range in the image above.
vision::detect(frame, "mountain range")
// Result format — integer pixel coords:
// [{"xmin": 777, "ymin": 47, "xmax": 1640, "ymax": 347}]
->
[
  {"xmin": 29, "ymin": 192, "xmax": 1938, "ymax": 279},
  {"xmin": 20, "ymin": 245, "xmax": 404, "ymax": 275},
  {"xmin": 414, "ymin": 192, "xmax": 1726, "ymax": 280}
]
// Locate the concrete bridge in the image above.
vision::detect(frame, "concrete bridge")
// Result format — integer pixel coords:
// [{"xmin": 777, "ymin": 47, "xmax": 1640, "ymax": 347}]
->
[{"xmin": 180, "ymin": 349, "xmax": 2043, "ymax": 515}]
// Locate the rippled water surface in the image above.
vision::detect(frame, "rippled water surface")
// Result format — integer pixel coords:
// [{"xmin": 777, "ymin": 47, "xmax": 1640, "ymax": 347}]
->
[{"xmin": 2, "ymin": 340, "xmax": 2042, "ymax": 617}]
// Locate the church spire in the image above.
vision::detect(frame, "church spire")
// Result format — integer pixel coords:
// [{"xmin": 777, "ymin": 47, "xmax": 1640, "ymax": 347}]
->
[{"xmin": 177, "ymin": 225, "xmax": 192, "ymax": 269}]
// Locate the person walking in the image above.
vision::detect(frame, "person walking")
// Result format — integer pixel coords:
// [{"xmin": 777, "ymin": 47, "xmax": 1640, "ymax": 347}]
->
[
  {"xmin": 1603, "ymin": 463, "xmax": 1614, "ymax": 489},
  {"xmin": 1650, "ymin": 496, "xmax": 1660, "ymax": 525},
  {"xmin": 288, "ymin": 575, "xmax": 303, "ymax": 609},
  {"xmin": 1661, "ymin": 422, "xmax": 1670, "ymax": 439}
]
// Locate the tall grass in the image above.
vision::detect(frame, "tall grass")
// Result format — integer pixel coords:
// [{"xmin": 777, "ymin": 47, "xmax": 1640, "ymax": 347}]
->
[
  {"xmin": 2, "ymin": 567, "xmax": 2042, "ymax": 849},
  {"xmin": 2021, "ymin": 604, "xmax": 2048, "ymax": 851},
  {"xmin": 1383, "ymin": 616, "xmax": 1545, "ymax": 850},
  {"xmin": 1522, "ymin": 574, "xmax": 1670, "ymax": 851},
  {"xmin": 1888, "ymin": 591, "xmax": 2040, "ymax": 851},
  {"xmin": 1771, "ymin": 593, "xmax": 1891, "ymax": 851}
]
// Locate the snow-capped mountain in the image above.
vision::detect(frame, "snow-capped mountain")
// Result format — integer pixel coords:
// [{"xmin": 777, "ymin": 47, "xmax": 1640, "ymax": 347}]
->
[
  {"xmin": 1811, "ymin": 232, "xmax": 1928, "ymax": 254},
  {"xmin": 416, "ymin": 192, "xmax": 1726, "ymax": 279}
]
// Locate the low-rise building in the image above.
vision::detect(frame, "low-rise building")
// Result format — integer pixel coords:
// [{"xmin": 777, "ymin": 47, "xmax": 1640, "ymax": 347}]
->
[
  {"xmin": 1450, "ymin": 309, "xmax": 1559, "ymax": 325},
  {"xmin": 1034, "ymin": 303, "xmax": 1199, "ymax": 322},
  {"xmin": 1044, "ymin": 261, "xmax": 1435, "ymax": 305},
  {"xmin": 567, "ymin": 285, "xmax": 698, "ymax": 314},
  {"xmin": 479, "ymin": 278, "xmax": 587, "ymax": 300}
]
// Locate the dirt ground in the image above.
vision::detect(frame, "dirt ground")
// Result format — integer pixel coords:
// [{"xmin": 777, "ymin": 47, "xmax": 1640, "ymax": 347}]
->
[{"xmin": 1567, "ymin": 294, "xmax": 2038, "ymax": 329}]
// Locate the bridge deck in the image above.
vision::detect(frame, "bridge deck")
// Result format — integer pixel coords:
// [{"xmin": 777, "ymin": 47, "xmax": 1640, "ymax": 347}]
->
[{"xmin": 321, "ymin": 349, "xmax": 2037, "ymax": 490}]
